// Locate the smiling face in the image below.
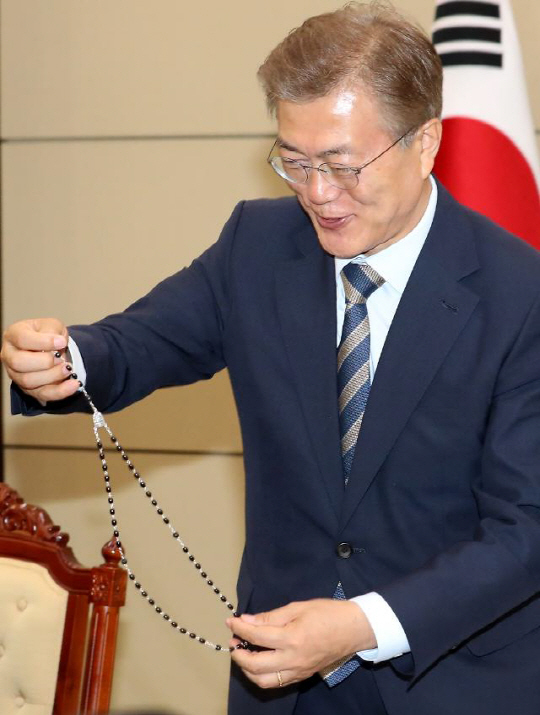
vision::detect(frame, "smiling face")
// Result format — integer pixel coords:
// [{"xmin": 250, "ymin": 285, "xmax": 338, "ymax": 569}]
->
[{"xmin": 275, "ymin": 87, "xmax": 441, "ymax": 258}]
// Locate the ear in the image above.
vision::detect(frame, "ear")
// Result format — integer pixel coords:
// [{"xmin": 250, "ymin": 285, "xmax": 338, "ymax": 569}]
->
[{"xmin": 418, "ymin": 118, "xmax": 443, "ymax": 178}]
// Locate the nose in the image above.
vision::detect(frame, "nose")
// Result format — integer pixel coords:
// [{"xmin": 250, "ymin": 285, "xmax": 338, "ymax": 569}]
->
[{"xmin": 304, "ymin": 167, "xmax": 341, "ymax": 204}]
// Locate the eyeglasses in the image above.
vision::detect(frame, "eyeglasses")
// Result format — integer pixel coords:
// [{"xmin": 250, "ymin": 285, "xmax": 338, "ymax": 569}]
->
[{"xmin": 267, "ymin": 128, "xmax": 414, "ymax": 190}]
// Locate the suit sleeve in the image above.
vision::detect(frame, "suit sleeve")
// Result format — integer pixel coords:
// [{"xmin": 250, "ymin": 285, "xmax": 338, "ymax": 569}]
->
[
  {"xmin": 11, "ymin": 201, "xmax": 245, "ymax": 416},
  {"xmin": 378, "ymin": 289, "xmax": 540, "ymax": 679}
]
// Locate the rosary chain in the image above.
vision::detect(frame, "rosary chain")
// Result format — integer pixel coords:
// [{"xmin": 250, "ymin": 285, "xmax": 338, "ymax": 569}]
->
[{"xmin": 63, "ymin": 365, "xmax": 247, "ymax": 654}]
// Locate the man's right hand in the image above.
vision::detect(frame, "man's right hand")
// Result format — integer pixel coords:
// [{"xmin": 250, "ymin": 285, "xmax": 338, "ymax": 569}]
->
[{"xmin": 1, "ymin": 318, "xmax": 80, "ymax": 404}]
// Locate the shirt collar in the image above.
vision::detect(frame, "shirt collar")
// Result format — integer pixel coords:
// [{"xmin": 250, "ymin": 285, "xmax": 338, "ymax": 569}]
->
[{"xmin": 335, "ymin": 175, "xmax": 438, "ymax": 296}]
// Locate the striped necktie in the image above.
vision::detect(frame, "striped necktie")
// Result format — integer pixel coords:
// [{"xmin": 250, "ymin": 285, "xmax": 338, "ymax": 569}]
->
[
  {"xmin": 322, "ymin": 262, "xmax": 385, "ymax": 688},
  {"xmin": 338, "ymin": 262, "xmax": 385, "ymax": 483}
]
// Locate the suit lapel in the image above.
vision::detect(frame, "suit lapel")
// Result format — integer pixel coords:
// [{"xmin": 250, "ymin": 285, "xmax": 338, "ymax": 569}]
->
[
  {"xmin": 276, "ymin": 223, "xmax": 344, "ymax": 522},
  {"xmin": 340, "ymin": 187, "xmax": 481, "ymax": 529}
]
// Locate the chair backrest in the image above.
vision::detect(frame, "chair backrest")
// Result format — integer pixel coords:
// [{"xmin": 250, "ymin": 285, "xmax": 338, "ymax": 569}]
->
[{"xmin": 0, "ymin": 482, "xmax": 127, "ymax": 715}]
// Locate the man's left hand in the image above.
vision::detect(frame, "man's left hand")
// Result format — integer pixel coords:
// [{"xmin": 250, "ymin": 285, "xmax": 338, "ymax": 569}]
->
[{"xmin": 226, "ymin": 598, "xmax": 376, "ymax": 689}]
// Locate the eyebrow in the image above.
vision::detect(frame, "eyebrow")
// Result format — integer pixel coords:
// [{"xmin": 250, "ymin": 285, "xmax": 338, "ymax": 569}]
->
[{"xmin": 275, "ymin": 137, "xmax": 354, "ymax": 159}]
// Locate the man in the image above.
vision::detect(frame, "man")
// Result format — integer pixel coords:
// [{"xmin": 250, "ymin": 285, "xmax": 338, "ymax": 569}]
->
[{"xmin": 3, "ymin": 3, "xmax": 540, "ymax": 714}]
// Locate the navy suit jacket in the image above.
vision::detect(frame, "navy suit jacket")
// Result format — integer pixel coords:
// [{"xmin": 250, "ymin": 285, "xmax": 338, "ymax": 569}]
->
[{"xmin": 14, "ymin": 184, "xmax": 540, "ymax": 714}]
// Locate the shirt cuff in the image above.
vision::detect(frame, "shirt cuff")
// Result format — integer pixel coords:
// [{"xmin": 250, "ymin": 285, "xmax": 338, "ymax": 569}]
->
[
  {"xmin": 67, "ymin": 336, "xmax": 87, "ymax": 387},
  {"xmin": 351, "ymin": 592, "xmax": 410, "ymax": 663}
]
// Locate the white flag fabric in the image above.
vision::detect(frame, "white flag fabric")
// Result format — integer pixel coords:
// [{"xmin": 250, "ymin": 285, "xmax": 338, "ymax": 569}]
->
[{"xmin": 432, "ymin": 0, "xmax": 540, "ymax": 248}]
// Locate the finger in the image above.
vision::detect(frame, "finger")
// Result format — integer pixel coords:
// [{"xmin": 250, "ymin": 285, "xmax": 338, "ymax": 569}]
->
[
  {"xmin": 231, "ymin": 646, "xmax": 286, "ymax": 676},
  {"xmin": 2, "ymin": 345, "xmax": 61, "ymax": 373},
  {"xmin": 239, "ymin": 602, "xmax": 304, "ymax": 628},
  {"xmin": 25, "ymin": 376, "xmax": 81, "ymax": 404},
  {"xmin": 227, "ymin": 618, "xmax": 285, "ymax": 650},
  {"xmin": 238, "ymin": 667, "xmax": 296, "ymax": 690},
  {"xmin": 5, "ymin": 320, "xmax": 67, "ymax": 352},
  {"xmin": 9, "ymin": 363, "xmax": 74, "ymax": 392}
]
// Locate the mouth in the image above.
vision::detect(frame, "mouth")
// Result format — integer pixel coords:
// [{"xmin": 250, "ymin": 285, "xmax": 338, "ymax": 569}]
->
[{"xmin": 314, "ymin": 214, "xmax": 352, "ymax": 230}]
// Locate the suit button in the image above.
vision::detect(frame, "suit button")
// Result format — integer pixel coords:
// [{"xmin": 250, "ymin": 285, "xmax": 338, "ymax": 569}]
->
[{"xmin": 336, "ymin": 542, "xmax": 353, "ymax": 559}]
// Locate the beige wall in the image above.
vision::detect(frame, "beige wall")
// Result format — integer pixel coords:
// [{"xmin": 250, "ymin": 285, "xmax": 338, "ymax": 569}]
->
[{"xmin": 1, "ymin": 2, "xmax": 539, "ymax": 714}]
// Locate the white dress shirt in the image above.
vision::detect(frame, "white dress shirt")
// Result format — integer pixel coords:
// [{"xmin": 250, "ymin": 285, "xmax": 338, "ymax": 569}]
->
[
  {"xmin": 70, "ymin": 176, "xmax": 438, "ymax": 664},
  {"xmin": 336, "ymin": 176, "xmax": 438, "ymax": 662}
]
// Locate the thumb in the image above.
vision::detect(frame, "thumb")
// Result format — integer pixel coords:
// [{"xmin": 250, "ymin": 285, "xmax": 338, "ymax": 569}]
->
[
  {"xmin": 241, "ymin": 602, "xmax": 303, "ymax": 627},
  {"xmin": 32, "ymin": 318, "xmax": 69, "ymax": 344},
  {"xmin": 7, "ymin": 318, "xmax": 68, "ymax": 352}
]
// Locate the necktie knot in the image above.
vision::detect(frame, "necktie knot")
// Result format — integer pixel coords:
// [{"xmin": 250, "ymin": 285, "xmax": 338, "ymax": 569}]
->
[{"xmin": 341, "ymin": 262, "xmax": 385, "ymax": 305}]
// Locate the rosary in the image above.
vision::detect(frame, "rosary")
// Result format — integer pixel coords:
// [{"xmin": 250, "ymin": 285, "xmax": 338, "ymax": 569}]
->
[{"xmin": 60, "ymin": 358, "xmax": 247, "ymax": 654}]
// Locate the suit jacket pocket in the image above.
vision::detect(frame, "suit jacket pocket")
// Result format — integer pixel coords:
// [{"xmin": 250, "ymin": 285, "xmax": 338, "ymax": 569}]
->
[{"xmin": 465, "ymin": 592, "xmax": 540, "ymax": 656}]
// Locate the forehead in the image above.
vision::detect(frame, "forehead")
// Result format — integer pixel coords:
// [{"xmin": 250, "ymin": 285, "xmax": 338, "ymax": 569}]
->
[{"xmin": 275, "ymin": 88, "xmax": 387, "ymax": 156}]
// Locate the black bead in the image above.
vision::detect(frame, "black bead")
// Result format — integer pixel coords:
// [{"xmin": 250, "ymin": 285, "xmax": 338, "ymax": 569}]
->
[
  {"xmin": 199, "ymin": 637, "xmax": 206, "ymax": 644},
  {"xmin": 122, "ymin": 454, "xmax": 128, "ymax": 461},
  {"xmin": 111, "ymin": 519, "xmax": 117, "ymax": 526},
  {"xmin": 233, "ymin": 612, "xmax": 240, "ymax": 618},
  {"xmin": 135, "ymin": 582, "xmax": 141, "ymax": 589},
  {"xmin": 201, "ymin": 572, "xmax": 207, "ymax": 578},
  {"xmin": 189, "ymin": 555, "xmax": 195, "ymax": 562},
  {"xmin": 102, "ymin": 464, "xmax": 108, "ymax": 471},
  {"xmin": 116, "ymin": 540, "xmax": 121, "ymax": 547},
  {"xmin": 157, "ymin": 508, "xmax": 163, "ymax": 515},
  {"xmin": 99, "ymin": 450, "xmax": 105, "ymax": 458},
  {"xmin": 116, "ymin": 445, "xmax": 122, "ymax": 451},
  {"xmin": 171, "ymin": 622, "xmax": 177, "ymax": 628},
  {"xmin": 97, "ymin": 441, "xmax": 103, "ymax": 449},
  {"xmin": 65, "ymin": 363, "xmax": 72, "ymax": 371},
  {"xmin": 149, "ymin": 599, "xmax": 155, "ymax": 606},
  {"xmin": 129, "ymin": 574, "xmax": 135, "ymax": 580},
  {"xmin": 146, "ymin": 491, "xmax": 152, "ymax": 498},
  {"xmin": 207, "ymin": 580, "xmax": 213, "ymax": 586},
  {"xmin": 180, "ymin": 628, "xmax": 187, "ymax": 634},
  {"xmin": 78, "ymin": 380, "xmax": 83, "ymax": 387},
  {"xmin": 108, "ymin": 497, "xmax": 114, "ymax": 504},
  {"xmin": 195, "ymin": 563, "xmax": 201, "ymax": 570},
  {"xmin": 121, "ymin": 559, "xmax": 127, "ymax": 565},
  {"xmin": 134, "ymin": 472, "xmax": 140, "ymax": 478},
  {"xmin": 106, "ymin": 486, "xmax": 112, "ymax": 493},
  {"xmin": 228, "ymin": 604, "xmax": 234, "ymax": 610},
  {"xmin": 173, "ymin": 532, "xmax": 179, "ymax": 539},
  {"xmin": 111, "ymin": 436, "xmax": 117, "ymax": 443},
  {"xmin": 54, "ymin": 351, "xmax": 61, "ymax": 358},
  {"xmin": 141, "ymin": 591, "xmax": 147, "ymax": 597},
  {"xmin": 104, "ymin": 475, "xmax": 110, "ymax": 482},
  {"xmin": 163, "ymin": 614, "xmax": 170, "ymax": 621},
  {"xmin": 151, "ymin": 500, "xmax": 157, "ymax": 506},
  {"xmin": 70, "ymin": 372, "xmax": 78, "ymax": 379},
  {"xmin": 214, "ymin": 587, "xmax": 220, "ymax": 594},
  {"xmin": 139, "ymin": 481, "xmax": 146, "ymax": 488},
  {"xmin": 113, "ymin": 530, "xmax": 119, "ymax": 537},
  {"xmin": 183, "ymin": 547, "xmax": 189, "ymax": 553},
  {"xmin": 220, "ymin": 595, "xmax": 227, "ymax": 602},
  {"xmin": 163, "ymin": 517, "xmax": 169, "ymax": 524},
  {"xmin": 127, "ymin": 462, "xmax": 134, "ymax": 469},
  {"xmin": 109, "ymin": 509, "xmax": 115, "ymax": 515},
  {"xmin": 156, "ymin": 607, "xmax": 162, "ymax": 614},
  {"xmin": 216, "ymin": 645, "xmax": 221, "ymax": 651},
  {"xmin": 189, "ymin": 633, "xmax": 196, "ymax": 639}
]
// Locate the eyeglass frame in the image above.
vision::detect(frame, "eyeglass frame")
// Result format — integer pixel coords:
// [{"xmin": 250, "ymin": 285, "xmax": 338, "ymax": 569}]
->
[{"xmin": 267, "ymin": 126, "xmax": 416, "ymax": 190}]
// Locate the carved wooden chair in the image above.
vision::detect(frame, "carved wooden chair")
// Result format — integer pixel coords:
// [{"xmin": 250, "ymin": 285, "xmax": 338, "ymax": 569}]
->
[{"xmin": 0, "ymin": 482, "xmax": 127, "ymax": 715}]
